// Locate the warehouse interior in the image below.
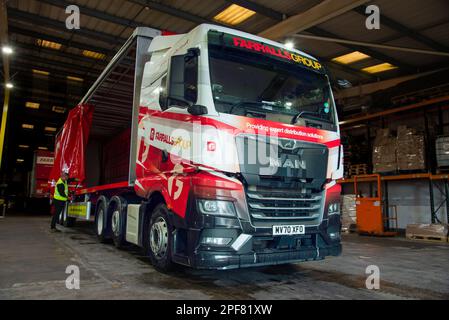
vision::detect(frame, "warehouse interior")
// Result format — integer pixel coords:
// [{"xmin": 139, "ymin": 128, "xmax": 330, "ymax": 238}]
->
[{"xmin": 0, "ymin": 0, "xmax": 448, "ymax": 300}]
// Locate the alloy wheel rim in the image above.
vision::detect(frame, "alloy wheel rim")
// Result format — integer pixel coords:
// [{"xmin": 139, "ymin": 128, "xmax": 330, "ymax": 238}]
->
[
  {"xmin": 112, "ymin": 210, "xmax": 120, "ymax": 236},
  {"xmin": 149, "ymin": 216, "xmax": 168, "ymax": 259}
]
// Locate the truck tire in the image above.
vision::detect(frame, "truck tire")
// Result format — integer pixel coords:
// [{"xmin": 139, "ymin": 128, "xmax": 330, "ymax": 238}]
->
[
  {"xmin": 145, "ymin": 203, "xmax": 175, "ymax": 272},
  {"xmin": 95, "ymin": 197, "xmax": 111, "ymax": 243},
  {"xmin": 110, "ymin": 196, "xmax": 128, "ymax": 249}
]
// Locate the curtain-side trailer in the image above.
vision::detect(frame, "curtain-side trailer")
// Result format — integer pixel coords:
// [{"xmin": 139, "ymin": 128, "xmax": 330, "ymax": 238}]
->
[{"xmin": 52, "ymin": 24, "xmax": 343, "ymax": 271}]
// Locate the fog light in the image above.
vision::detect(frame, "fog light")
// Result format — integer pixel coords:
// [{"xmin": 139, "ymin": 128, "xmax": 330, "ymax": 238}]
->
[{"xmin": 201, "ymin": 237, "xmax": 232, "ymax": 246}]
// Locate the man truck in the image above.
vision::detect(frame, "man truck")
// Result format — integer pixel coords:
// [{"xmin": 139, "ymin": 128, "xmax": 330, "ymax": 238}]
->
[{"xmin": 51, "ymin": 24, "xmax": 343, "ymax": 271}]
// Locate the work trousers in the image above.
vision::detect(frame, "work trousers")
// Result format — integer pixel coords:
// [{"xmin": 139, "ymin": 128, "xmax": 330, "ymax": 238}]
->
[{"xmin": 51, "ymin": 199, "xmax": 66, "ymax": 229}]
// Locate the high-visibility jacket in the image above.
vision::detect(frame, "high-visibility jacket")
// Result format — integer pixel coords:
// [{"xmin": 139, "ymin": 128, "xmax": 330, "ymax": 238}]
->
[{"xmin": 53, "ymin": 178, "xmax": 68, "ymax": 201}]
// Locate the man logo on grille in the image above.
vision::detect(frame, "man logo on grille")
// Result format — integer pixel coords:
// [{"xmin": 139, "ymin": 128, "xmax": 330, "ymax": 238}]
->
[{"xmin": 280, "ymin": 139, "xmax": 298, "ymax": 150}]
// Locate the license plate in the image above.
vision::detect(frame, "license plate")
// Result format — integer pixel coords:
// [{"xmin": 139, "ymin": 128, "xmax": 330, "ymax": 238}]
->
[{"xmin": 272, "ymin": 225, "xmax": 305, "ymax": 236}]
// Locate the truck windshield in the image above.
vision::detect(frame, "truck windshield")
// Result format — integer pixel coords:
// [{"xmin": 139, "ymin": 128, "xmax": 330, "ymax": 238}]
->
[{"xmin": 208, "ymin": 46, "xmax": 336, "ymax": 128}]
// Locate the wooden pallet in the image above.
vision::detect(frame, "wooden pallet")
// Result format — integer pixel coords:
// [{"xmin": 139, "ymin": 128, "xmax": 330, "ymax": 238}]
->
[{"xmin": 406, "ymin": 234, "xmax": 448, "ymax": 243}]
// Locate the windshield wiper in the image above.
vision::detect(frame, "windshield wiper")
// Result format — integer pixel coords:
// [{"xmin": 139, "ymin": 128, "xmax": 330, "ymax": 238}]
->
[
  {"xmin": 228, "ymin": 101, "xmax": 274, "ymax": 114},
  {"xmin": 291, "ymin": 110, "xmax": 333, "ymax": 125}
]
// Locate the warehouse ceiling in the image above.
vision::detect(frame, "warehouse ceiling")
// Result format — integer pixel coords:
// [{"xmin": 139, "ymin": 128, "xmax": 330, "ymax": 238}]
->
[{"xmin": 1, "ymin": 0, "xmax": 449, "ymax": 174}]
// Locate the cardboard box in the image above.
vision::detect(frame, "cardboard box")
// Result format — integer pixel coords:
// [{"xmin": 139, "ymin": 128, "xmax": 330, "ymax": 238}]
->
[{"xmin": 406, "ymin": 224, "xmax": 448, "ymax": 238}]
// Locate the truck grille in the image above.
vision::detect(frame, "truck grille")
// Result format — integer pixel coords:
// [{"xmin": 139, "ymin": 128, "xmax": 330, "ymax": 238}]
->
[{"xmin": 246, "ymin": 185, "xmax": 324, "ymax": 226}]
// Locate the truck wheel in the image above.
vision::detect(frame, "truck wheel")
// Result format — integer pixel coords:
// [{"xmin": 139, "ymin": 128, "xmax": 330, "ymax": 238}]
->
[
  {"xmin": 146, "ymin": 204, "xmax": 174, "ymax": 272},
  {"xmin": 95, "ymin": 198, "xmax": 111, "ymax": 243},
  {"xmin": 110, "ymin": 196, "xmax": 127, "ymax": 249}
]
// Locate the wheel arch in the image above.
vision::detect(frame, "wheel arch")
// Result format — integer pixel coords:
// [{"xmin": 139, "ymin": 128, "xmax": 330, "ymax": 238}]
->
[{"xmin": 139, "ymin": 191, "xmax": 167, "ymax": 247}]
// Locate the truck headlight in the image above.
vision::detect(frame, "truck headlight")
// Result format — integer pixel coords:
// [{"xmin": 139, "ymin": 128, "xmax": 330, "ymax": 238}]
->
[
  {"xmin": 197, "ymin": 200, "xmax": 236, "ymax": 217},
  {"xmin": 328, "ymin": 202, "xmax": 340, "ymax": 215}
]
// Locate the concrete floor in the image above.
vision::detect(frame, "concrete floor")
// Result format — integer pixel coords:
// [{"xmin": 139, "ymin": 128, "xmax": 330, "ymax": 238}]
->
[{"xmin": 0, "ymin": 214, "xmax": 448, "ymax": 300}]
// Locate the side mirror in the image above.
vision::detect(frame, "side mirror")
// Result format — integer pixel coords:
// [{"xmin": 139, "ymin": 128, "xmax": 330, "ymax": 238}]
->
[
  {"xmin": 187, "ymin": 104, "xmax": 208, "ymax": 116},
  {"xmin": 167, "ymin": 48, "xmax": 200, "ymax": 107},
  {"xmin": 167, "ymin": 55, "xmax": 187, "ymax": 106},
  {"xmin": 187, "ymin": 47, "xmax": 200, "ymax": 58}
]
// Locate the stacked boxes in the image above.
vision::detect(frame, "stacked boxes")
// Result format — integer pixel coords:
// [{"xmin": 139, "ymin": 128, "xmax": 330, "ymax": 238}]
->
[
  {"xmin": 406, "ymin": 224, "xmax": 448, "ymax": 241},
  {"xmin": 396, "ymin": 126, "xmax": 425, "ymax": 171},
  {"xmin": 372, "ymin": 126, "xmax": 426, "ymax": 173},
  {"xmin": 373, "ymin": 128, "xmax": 397, "ymax": 173},
  {"xmin": 435, "ymin": 135, "xmax": 449, "ymax": 168},
  {"xmin": 341, "ymin": 194, "xmax": 357, "ymax": 232}
]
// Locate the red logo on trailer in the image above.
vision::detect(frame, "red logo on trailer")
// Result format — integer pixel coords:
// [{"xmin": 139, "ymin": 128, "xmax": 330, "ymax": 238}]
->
[{"xmin": 207, "ymin": 141, "xmax": 216, "ymax": 152}]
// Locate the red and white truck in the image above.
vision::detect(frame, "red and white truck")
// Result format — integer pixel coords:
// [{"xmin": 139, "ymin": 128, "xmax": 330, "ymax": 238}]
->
[
  {"xmin": 26, "ymin": 150, "xmax": 54, "ymax": 211},
  {"xmin": 51, "ymin": 24, "xmax": 343, "ymax": 270},
  {"xmin": 29, "ymin": 150, "xmax": 54, "ymax": 199}
]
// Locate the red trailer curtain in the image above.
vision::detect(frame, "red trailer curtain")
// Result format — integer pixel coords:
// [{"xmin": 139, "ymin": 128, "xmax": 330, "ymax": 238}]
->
[{"xmin": 50, "ymin": 103, "xmax": 94, "ymax": 183}]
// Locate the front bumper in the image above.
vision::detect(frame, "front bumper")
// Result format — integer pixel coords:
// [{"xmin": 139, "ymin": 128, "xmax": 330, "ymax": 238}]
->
[
  {"xmin": 192, "ymin": 242, "xmax": 341, "ymax": 270},
  {"xmin": 169, "ymin": 180, "xmax": 343, "ymax": 270}
]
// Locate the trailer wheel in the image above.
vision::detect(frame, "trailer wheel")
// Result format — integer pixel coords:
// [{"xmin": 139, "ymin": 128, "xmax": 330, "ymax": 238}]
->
[
  {"xmin": 145, "ymin": 204, "xmax": 174, "ymax": 272},
  {"xmin": 110, "ymin": 196, "xmax": 127, "ymax": 249},
  {"xmin": 95, "ymin": 198, "xmax": 111, "ymax": 243}
]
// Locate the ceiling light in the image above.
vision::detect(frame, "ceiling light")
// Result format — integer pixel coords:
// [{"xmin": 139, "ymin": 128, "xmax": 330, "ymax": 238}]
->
[
  {"xmin": 67, "ymin": 76, "xmax": 84, "ymax": 82},
  {"xmin": 82, "ymin": 50, "xmax": 106, "ymax": 60},
  {"xmin": 332, "ymin": 51, "xmax": 370, "ymax": 65},
  {"xmin": 25, "ymin": 102, "xmax": 40, "ymax": 109},
  {"xmin": 22, "ymin": 124, "xmax": 34, "ymax": 129},
  {"xmin": 214, "ymin": 4, "xmax": 256, "ymax": 25},
  {"xmin": 36, "ymin": 39, "xmax": 62, "ymax": 50},
  {"xmin": 2, "ymin": 46, "xmax": 13, "ymax": 55},
  {"xmin": 5, "ymin": 82, "xmax": 13, "ymax": 89},
  {"xmin": 362, "ymin": 63, "xmax": 398, "ymax": 74},
  {"xmin": 16, "ymin": 159, "xmax": 25, "ymax": 163},
  {"xmin": 284, "ymin": 42, "xmax": 294, "ymax": 50},
  {"xmin": 38, "ymin": 147, "xmax": 48, "ymax": 150},
  {"xmin": 52, "ymin": 106, "xmax": 66, "ymax": 113},
  {"xmin": 44, "ymin": 126, "xmax": 57, "ymax": 132},
  {"xmin": 19, "ymin": 144, "xmax": 30, "ymax": 148},
  {"xmin": 32, "ymin": 69, "xmax": 50, "ymax": 76}
]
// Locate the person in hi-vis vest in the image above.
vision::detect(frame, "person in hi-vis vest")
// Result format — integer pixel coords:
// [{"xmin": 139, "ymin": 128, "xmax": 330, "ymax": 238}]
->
[{"xmin": 51, "ymin": 171, "xmax": 70, "ymax": 230}]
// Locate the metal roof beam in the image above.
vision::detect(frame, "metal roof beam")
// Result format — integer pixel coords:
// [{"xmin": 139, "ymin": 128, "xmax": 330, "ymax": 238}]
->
[
  {"xmin": 39, "ymin": 0, "xmax": 141, "ymax": 28},
  {"xmin": 8, "ymin": 25, "xmax": 110, "ymax": 54},
  {"xmin": 258, "ymin": 0, "xmax": 370, "ymax": 40},
  {"xmin": 9, "ymin": 63, "xmax": 97, "ymax": 82},
  {"xmin": 8, "ymin": 8, "xmax": 123, "ymax": 45},
  {"xmin": 308, "ymin": 27, "xmax": 415, "ymax": 72},
  {"xmin": 353, "ymin": 6, "xmax": 449, "ymax": 52},
  {"xmin": 13, "ymin": 42, "xmax": 108, "ymax": 67},
  {"xmin": 13, "ymin": 54, "xmax": 101, "ymax": 76},
  {"xmin": 129, "ymin": 0, "xmax": 209, "ymax": 25}
]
